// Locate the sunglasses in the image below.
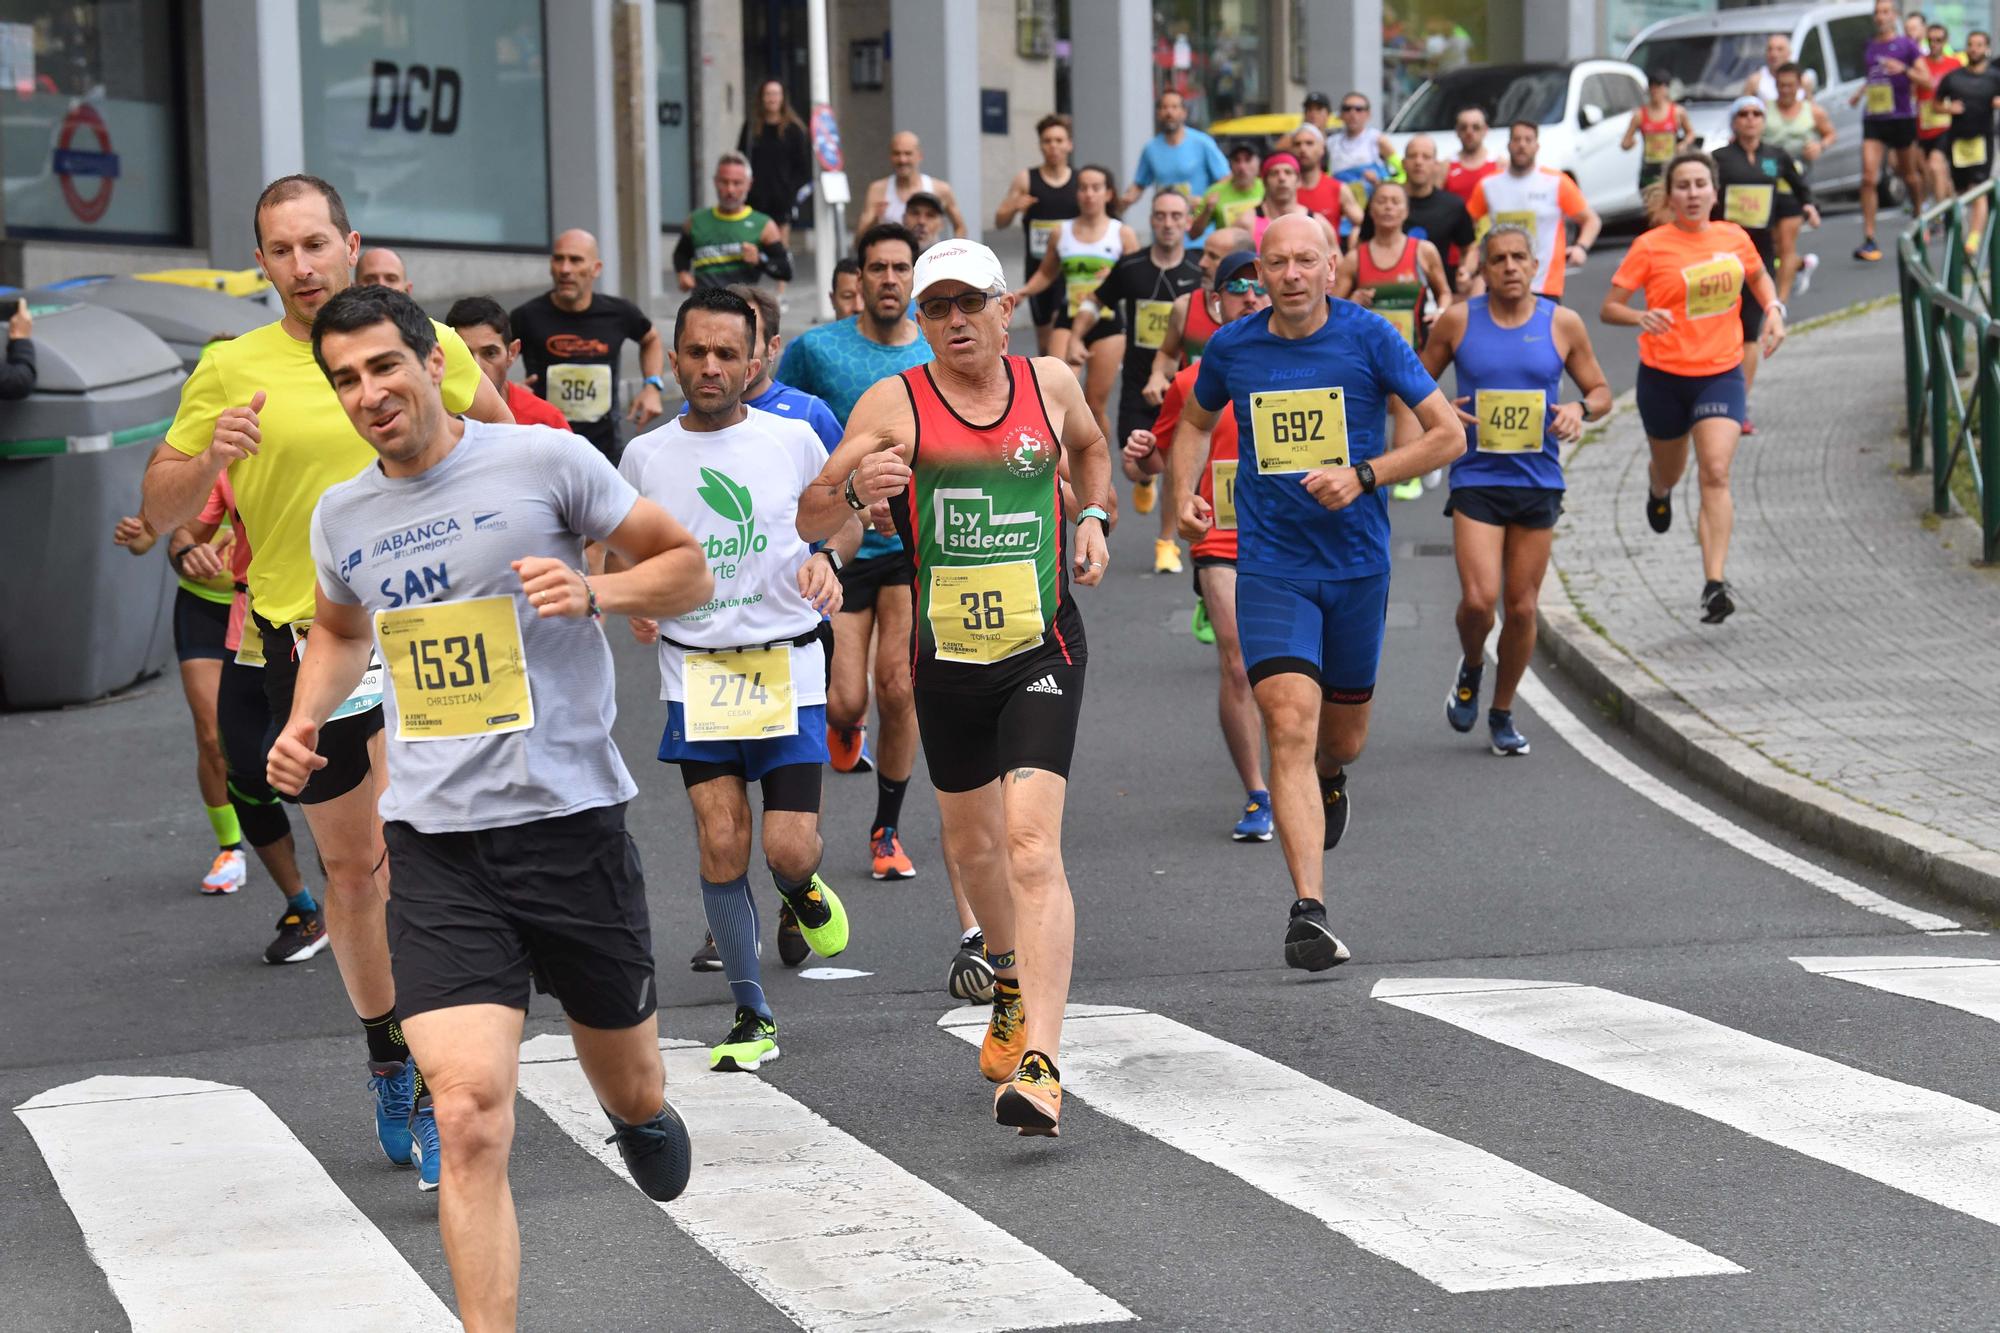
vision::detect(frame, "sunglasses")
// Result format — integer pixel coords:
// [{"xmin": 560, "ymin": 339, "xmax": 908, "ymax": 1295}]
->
[
  {"xmin": 1341, "ymin": 103, "xmax": 1369, "ymax": 113},
  {"xmin": 1220, "ymin": 277, "xmax": 1267, "ymax": 295},
  {"xmin": 917, "ymin": 291, "xmax": 997, "ymax": 320}
]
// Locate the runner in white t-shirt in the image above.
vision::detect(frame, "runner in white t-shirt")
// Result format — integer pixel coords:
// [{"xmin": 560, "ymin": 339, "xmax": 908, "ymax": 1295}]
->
[{"xmin": 618, "ymin": 288, "xmax": 863, "ymax": 1074}]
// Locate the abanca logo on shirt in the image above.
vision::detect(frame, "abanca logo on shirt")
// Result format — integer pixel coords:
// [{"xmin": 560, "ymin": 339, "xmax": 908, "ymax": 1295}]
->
[{"xmin": 696, "ymin": 467, "xmax": 768, "ymax": 561}]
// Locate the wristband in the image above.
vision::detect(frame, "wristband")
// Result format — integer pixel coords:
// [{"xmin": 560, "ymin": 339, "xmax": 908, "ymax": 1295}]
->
[
  {"xmin": 643, "ymin": 374, "xmax": 666, "ymax": 392},
  {"xmin": 169, "ymin": 543, "xmax": 197, "ymax": 571},
  {"xmin": 1077, "ymin": 505, "xmax": 1110, "ymax": 527},
  {"xmin": 843, "ymin": 471, "xmax": 868, "ymax": 511},
  {"xmin": 817, "ymin": 547, "xmax": 844, "ymax": 574},
  {"xmin": 582, "ymin": 575, "xmax": 602, "ymax": 621},
  {"xmin": 1767, "ymin": 300, "xmax": 1787, "ymax": 319},
  {"xmin": 1353, "ymin": 460, "xmax": 1378, "ymax": 494}
]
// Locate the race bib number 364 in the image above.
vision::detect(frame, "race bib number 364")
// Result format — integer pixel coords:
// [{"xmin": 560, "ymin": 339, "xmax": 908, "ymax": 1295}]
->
[
  {"xmin": 547, "ymin": 363, "xmax": 613, "ymax": 423},
  {"xmin": 1251, "ymin": 387, "xmax": 1349, "ymax": 474},
  {"xmin": 375, "ymin": 595, "xmax": 533, "ymax": 742}
]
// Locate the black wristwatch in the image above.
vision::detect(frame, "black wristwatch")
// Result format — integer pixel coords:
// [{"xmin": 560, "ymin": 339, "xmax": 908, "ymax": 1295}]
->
[
  {"xmin": 1353, "ymin": 460, "xmax": 1378, "ymax": 493},
  {"xmin": 817, "ymin": 547, "xmax": 844, "ymax": 573},
  {"xmin": 843, "ymin": 470, "xmax": 868, "ymax": 511}
]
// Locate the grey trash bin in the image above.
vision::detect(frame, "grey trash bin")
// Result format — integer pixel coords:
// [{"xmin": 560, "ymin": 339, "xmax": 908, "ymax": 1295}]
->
[
  {"xmin": 28, "ymin": 278, "xmax": 268, "ymax": 373},
  {"xmin": 0, "ymin": 299, "xmax": 187, "ymax": 709}
]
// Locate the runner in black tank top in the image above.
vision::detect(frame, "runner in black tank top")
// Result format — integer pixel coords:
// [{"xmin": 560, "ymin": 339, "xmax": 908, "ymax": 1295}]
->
[{"xmin": 995, "ymin": 114, "xmax": 1080, "ymax": 353}]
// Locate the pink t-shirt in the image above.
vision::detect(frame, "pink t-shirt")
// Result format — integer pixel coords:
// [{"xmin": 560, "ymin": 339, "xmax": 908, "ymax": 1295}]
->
[{"xmin": 197, "ymin": 473, "xmax": 253, "ymax": 653}]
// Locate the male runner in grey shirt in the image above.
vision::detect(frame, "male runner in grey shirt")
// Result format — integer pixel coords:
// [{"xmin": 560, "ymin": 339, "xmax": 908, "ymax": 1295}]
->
[{"xmin": 269, "ymin": 285, "xmax": 711, "ymax": 1331}]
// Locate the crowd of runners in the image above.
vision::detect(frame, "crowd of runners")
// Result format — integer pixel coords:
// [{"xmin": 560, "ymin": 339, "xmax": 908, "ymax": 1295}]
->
[{"xmin": 99, "ymin": 31, "xmax": 1954, "ymax": 1320}]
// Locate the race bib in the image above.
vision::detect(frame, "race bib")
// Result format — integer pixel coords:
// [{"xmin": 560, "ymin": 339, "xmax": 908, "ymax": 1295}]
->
[
  {"xmin": 1028, "ymin": 218, "xmax": 1060, "ymax": 259},
  {"xmin": 1955, "ymin": 136, "xmax": 1990, "ymax": 167},
  {"xmin": 1494, "ymin": 210, "xmax": 1539, "ymax": 247},
  {"xmin": 373, "ymin": 594, "xmax": 533, "ymax": 742},
  {"xmin": 547, "ymin": 363, "xmax": 613, "ymax": 424},
  {"xmin": 1065, "ymin": 275, "xmax": 1101, "ymax": 319},
  {"xmin": 1476, "ymin": 389, "xmax": 1547, "ymax": 453},
  {"xmin": 290, "ymin": 620, "xmax": 384, "ymax": 722},
  {"xmin": 1682, "ymin": 255, "xmax": 1744, "ymax": 321},
  {"xmin": 1250, "ymin": 387, "xmax": 1349, "ymax": 474},
  {"xmin": 1723, "ymin": 184, "xmax": 1774, "ymax": 229},
  {"xmin": 1134, "ymin": 299, "xmax": 1174, "ymax": 350},
  {"xmin": 1643, "ymin": 131, "xmax": 1677, "ymax": 164},
  {"xmin": 1210, "ymin": 458, "xmax": 1238, "ymax": 529},
  {"xmin": 1866, "ymin": 81, "xmax": 1895, "ymax": 115},
  {"xmin": 928, "ymin": 561, "xmax": 1044, "ymax": 664},
  {"xmin": 1369, "ymin": 281, "xmax": 1422, "ymax": 348},
  {"xmin": 1921, "ymin": 99, "xmax": 1953, "ymax": 131},
  {"xmin": 683, "ymin": 646, "xmax": 796, "ymax": 740}
]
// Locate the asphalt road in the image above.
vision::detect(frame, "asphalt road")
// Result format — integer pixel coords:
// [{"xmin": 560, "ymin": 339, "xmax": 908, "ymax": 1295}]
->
[{"xmin": 2, "ymin": 222, "xmax": 1969, "ymax": 1333}]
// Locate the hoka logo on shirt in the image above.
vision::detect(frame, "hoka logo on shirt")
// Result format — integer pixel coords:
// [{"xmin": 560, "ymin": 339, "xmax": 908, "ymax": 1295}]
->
[
  {"xmin": 370, "ymin": 516, "xmax": 462, "ymax": 559},
  {"xmin": 934, "ymin": 488, "xmax": 1043, "ymax": 556},
  {"xmin": 696, "ymin": 466, "xmax": 768, "ymax": 562}
]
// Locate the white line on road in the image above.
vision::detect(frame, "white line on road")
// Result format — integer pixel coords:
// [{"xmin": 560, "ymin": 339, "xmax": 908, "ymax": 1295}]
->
[
  {"xmin": 1377, "ymin": 976, "xmax": 2000, "ymax": 1228},
  {"xmin": 514, "ymin": 1034, "xmax": 1132, "ymax": 1333},
  {"xmin": 1514, "ymin": 666, "xmax": 1960, "ymax": 931},
  {"xmin": 14, "ymin": 1075, "xmax": 457, "ymax": 1331},
  {"xmin": 1795, "ymin": 955, "xmax": 2000, "ymax": 1023},
  {"xmin": 939, "ymin": 1004, "xmax": 1739, "ymax": 1292}
]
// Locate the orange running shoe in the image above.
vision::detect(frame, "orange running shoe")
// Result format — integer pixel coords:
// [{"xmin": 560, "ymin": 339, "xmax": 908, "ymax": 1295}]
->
[
  {"xmin": 994, "ymin": 1049, "xmax": 1062, "ymax": 1136},
  {"xmin": 980, "ymin": 979, "xmax": 1027, "ymax": 1083},
  {"xmin": 826, "ymin": 724, "xmax": 867, "ymax": 774},
  {"xmin": 870, "ymin": 826, "xmax": 916, "ymax": 880}
]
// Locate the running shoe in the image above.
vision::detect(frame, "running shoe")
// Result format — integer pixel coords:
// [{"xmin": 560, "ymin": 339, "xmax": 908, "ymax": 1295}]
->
[
  {"xmin": 1132, "ymin": 477, "xmax": 1158, "ymax": 514},
  {"xmin": 200, "ymin": 847, "xmax": 246, "ymax": 895},
  {"xmin": 689, "ymin": 933, "xmax": 723, "ymax": 973},
  {"xmin": 710, "ymin": 1006, "xmax": 780, "ymax": 1072},
  {"xmin": 1388, "ymin": 476, "xmax": 1425, "ymax": 501},
  {"xmin": 1191, "ymin": 599, "xmax": 1216, "ymax": 644},
  {"xmin": 1794, "ymin": 252, "xmax": 1819, "ymax": 297},
  {"xmin": 1645, "ymin": 489, "xmax": 1673, "ymax": 534},
  {"xmin": 1488, "ymin": 708, "xmax": 1531, "ymax": 757},
  {"xmin": 827, "ymin": 724, "xmax": 869, "ymax": 774},
  {"xmin": 948, "ymin": 928, "xmax": 996, "ymax": 1003},
  {"xmin": 994, "ymin": 1050, "xmax": 1062, "ymax": 1137},
  {"xmin": 263, "ymin": 908, "xmax": 329, "ymax": 965},
  {"xmin": 1740, "ymin": 419, "xmax": 1756, "ymax": 437},
  {"xmin": 605, "ymin": 1101, "xmax": 692, "ymax": 1202},
  {"xmin": 782, "ymin": 873, "xmax": 848, "ymax": 958},
  {"xmin": 1232, "ymin": 790, "xmax": 1274, "ymax": 842},
  {"xmin": 1700, "ymin": 580, "xmax": 1736, "ymax": 625},
  {"xmin": 1423, "ymin": 467, "xmax": 1445, "ymax": 490},
  {"xmin": 980, "ymin": 982, "xmax": 1027, "ymax": 1083},
  {"xmin": 1154, "ymin": 538, "xmax": 1183, "ymax": 574},
  {"xmin": 776, "ymin": 902, "xmax": 809, "ymax": 968},
  {"xmin": 1322, "ymin": 771, "xmax": 1350, "ymax": 850},
  {"xmin": 1854, "ymin": 237, "xmax": 1882, "ymax": 262},
  {"xmin": 871, "ymin": 826, "xmax": 916, "ymax": 880},
  {"xmin": 409, "ymin": 1094, "xmax": 440, "ymax": 1192},
  {"xmin": 1445, "ymin": 661, "xmax": 1483, "ymax": 733},
  {"xmin": 368, "ymin": 1060, "xmax": 417, "ymax": 1166},
  {"xmin": 1283, "ymin": 898, "xmax": 1352, "ymax": 972}
]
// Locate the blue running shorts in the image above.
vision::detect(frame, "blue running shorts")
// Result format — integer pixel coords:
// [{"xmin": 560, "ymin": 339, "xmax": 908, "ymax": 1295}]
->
[{"xmin": 1236, "ymin": 571, "xmax": 1391, "ymax": 704}]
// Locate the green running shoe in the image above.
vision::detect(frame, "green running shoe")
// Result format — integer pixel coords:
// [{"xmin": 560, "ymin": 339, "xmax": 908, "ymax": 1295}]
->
[
  {"xmin": 781, "ymin": 873, "xmax": 849, "ymax": 958},
  {"xmin": 1388, "ymin": 477, "xmax": 1424, "ymax": 501},
  {"xmin": 710, "ymin": 1006, "xmax": 780, "ymax": 1072},
  {"xmin": 1191, "ymin": 598, "xmax": 1216, "ymax": 644}
]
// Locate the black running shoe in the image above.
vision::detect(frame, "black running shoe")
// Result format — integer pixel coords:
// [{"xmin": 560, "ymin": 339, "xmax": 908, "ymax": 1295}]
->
[
  {"xmin": 263, "ymin": 908, "xmax": 330, "ymax": 965},
  {"xmin": 1646, "ymin": 490, "xmax": 1672, "ymax": 534},
  {"xmin": 689, "ymin": 933, "xmax": 723, "ymax": 973},
  {"xmin": 1321, "ymin": 771, "xmax": 1350, "ymax": 850},
  {"xmin": 1283, "ymin": 898, "xmax": 1352, "ymax": 972},
  {"xmin": 605, "ymin": 1101, "xmax": 692, "ymax": 1202},
  {"xmin": 776, "ymin": 902, "xmax": 809, "ymax": 969},
  {"xmin": 1700, "ymin": 580, "xmax": 1735, "ymax": 624},
  {"xmin": 948, "ymin": 928, "xmax": 997, "ymax": 1003}
]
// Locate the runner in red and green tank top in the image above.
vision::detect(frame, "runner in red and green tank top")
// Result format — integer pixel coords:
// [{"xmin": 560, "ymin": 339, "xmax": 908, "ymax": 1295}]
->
[
  {"xmin": 1624, "ymin": 73, "xmax": 1690, "ymax": 189},
  {"xmin": 1333, "ymin": 181, "xmax": 1452, "ymax": 355}
]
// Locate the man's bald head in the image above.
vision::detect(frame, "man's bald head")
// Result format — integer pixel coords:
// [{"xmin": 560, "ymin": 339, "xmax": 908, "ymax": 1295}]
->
[
  {"xmin": 1401, "ymin": 135, "xmax": 1440, "ymax": 188},
  {"xmin": 356, "ymin": 247, "xmax": 412, "ymax": 293},
  {"xmin": 1200, "ymin": 226, "xmax": 1248, "ymax": 279},
  {"xmin": 1257, "ymin": 215, "xmax": 1332, "ymax": 318},
  {"xmin": 549, "ymin": 228, "xmax": 605, "ymax": 309},
  {"xmin": 889, "ymin": 132, "xmax": 922, "ymax": 179},
  {"xmin": 553, "ymin": 229, "xmax": 600, "ymax": 263}
]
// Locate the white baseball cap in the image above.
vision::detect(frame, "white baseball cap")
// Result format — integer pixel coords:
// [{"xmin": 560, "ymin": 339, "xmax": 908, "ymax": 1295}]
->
[{"xmin": 911, "ymin": 239, "xmax": 1008, "ymax": 301}]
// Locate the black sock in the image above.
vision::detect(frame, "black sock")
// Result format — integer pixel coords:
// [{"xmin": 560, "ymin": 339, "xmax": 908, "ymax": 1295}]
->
[
  {"xmin": 873, "ymin": 774, "xmax": 909, "ymax": 834},
  {"xmin": 771, "ymin": 864, "xmax": 817, "ymax": 907},
  {"xmin": 361, "ymin": 1009, "xmax": 408, "ymax": 1066},
  {"xmin": 1703, "ymin": 579, "xmax": 1725, "ymax": 598}
]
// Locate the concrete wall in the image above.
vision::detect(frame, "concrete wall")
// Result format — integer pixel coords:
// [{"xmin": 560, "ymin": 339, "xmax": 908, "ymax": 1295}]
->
[
  {"xmin": 976, "ymin": 0, "xmax": 1058, "ymax": 242},
  {"xmin": 831, "ymin": 0, "xmax": 894, "ymax": 242}
]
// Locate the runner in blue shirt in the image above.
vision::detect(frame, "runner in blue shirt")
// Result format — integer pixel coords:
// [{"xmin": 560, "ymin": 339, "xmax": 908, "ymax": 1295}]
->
[
  {"xmin": 1168, "ymin": 216, "xmax": 1462, "ymax": 972},
  {"xmin": 1122, "ymin": 90, "xmax": 1230, "ymax": 236}
]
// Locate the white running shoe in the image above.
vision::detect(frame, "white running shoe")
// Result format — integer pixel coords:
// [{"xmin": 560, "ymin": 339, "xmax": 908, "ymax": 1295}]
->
[
  {"xmin": 201, "ymin": 847, "xmax": 247, "ymax": 895},
  {"xmin": 1794, "ymin": 253, "xmax": 1818, "ymax": 298}
]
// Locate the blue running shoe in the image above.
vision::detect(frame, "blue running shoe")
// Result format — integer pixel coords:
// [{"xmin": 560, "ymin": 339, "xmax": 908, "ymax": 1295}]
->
[
  {"xmin": 1445, "ymin": 661, "xmax": 1482, "ymax": 733},
  {"xmin": 606, "ymin": 1100, "xmax": 693, "ymax": 1202},
  {"xmin": 1232, "ymin": 790, "xmax": 1274, "ymax": 842},
  {"xmin": 1489, "ymin": 708, "xmax": 1531, "ymax": 757},
  {"xmin": 368, "ymin": 1060, "xmax": 416, "ymax": 1166},
  {"xmin": 409, "ymin": 1094, "xmax": 441, "ymax": 1192}
]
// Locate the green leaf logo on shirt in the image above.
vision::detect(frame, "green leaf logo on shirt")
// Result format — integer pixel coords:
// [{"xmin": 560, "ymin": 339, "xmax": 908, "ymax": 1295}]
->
[{"xmin": 696, "ymin": 466, "xmax": 764, "ymax": 561}]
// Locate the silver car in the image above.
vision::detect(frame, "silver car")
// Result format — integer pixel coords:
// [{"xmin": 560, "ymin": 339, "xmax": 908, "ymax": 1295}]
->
[{"xmin": 1624, "ymin": 3, "xmax": 1876, "ymax": 196}]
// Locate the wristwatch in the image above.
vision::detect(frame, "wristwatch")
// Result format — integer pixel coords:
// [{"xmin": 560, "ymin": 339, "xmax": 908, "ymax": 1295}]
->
[
  {"xmin": 1076, "ymin": 504, "xmax": 1110, "ymax": 527},
  {"xmin": 643, "ymin": 374, "xmax": 667, "ymax": 392},
  {"xmin": 1353, "ymin": 460, "xmax": 1378, "ymax": 493},
  {"xmin": 817, "ymin": 547, "xmax": 843, "ymax": 573},
  {"xmin": 843, "ymin": 470, "xmax": 869, "ymax": 511}
]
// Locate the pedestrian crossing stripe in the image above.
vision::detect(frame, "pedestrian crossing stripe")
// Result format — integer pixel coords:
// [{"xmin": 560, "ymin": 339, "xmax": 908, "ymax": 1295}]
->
[{"xmin": 1794, "ymin": 954, "xmax": 2000, "ymax": 1024}]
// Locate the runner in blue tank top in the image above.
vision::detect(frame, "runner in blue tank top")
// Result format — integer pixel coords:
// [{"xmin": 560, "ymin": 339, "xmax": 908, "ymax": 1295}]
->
[
  {"xmin": 1421, "ymin": 223, "xmax": 1612, "ymax": 757},
  {"xmin": 1168, "ymin": 214, "xmax": 1463, "ymax": 973}
]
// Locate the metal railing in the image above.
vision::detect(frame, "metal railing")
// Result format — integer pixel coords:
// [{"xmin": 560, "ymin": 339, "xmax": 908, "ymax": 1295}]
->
[{"xmin": 1899, "ymin": 180, "xmax": 2000, "ymax": 563}]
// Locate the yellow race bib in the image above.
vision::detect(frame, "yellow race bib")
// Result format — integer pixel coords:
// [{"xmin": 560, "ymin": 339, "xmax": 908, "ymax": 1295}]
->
[
  {"xmin": 1643, "ymin": 131, "xmax": 1677, "ymax": 164},
  {"xmin": 1682, "ymin": 255, "xmax": 1744, "ymax": 321},
  {"xmin": 928, "ymin": 561, "xmax": 1045, "ymax": 664},
  {"xmin": 1476, "ymin": 389, "xmax": 1547, "ymax": 453},
  {"xmin": 1921, "ymin": 99, "xmax": 1952, "ymax": 131},
  {"xmin": 1380, "ymin": 308, "xmax": 1418, "ymax": 347},
  {"xmin": 1723, "ymin": 183, "xmax": 1774, "ymax": 230},
  {"xmin": 1134, "ymin": 299, "xmax": 1174, "ymax": 350},
  {"xmin": 374, "ymin": 594, "xmax": 533, "ymax": 742},
  {"xmin": 1866, "ymin": 81, "xmax": 1895, "ymax": 115},
  {"xmin": 235, "ymin": 591, "xmax": 265, "ymax": 669},
  {"xmin": 1954, "ymin": 136, "xmax": 1990, "ymax": 167},
  {"xmin": 1065, "ymin": 276, "xmax": 1100, "ymax": 319},
  {"xmin": 1211, "ymin": 458, "xmax": 1239, "ymax": 529},
  {"xmin": 1250, "ymin": 387, "xmax": 1349, "ymax": 474},
  {"xmin": 547, "ymin": 363, "xmax": 613, "ymax": 423},
  {"xmin": 1494, "ymin": 210, "xmax": 1539, "ymax": 247},
  {"xmin": 1027, "ymin": 218, "xmax": 1060, "ymax": 259},
  {"xmin": 684, "ymin": 646, "xmax": 796, "ymax": 740}
]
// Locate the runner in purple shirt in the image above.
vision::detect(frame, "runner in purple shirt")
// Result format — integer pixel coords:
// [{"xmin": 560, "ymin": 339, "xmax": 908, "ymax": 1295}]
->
[{"xmin": 1851, "ymin": 0, "xmax": 1934, "ymax": 260}]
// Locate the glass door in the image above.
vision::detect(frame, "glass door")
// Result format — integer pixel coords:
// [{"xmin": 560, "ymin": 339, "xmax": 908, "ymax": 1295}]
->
[{"xmin": 657, "ymin": 0, "xmax": 692, "ymax": 228}]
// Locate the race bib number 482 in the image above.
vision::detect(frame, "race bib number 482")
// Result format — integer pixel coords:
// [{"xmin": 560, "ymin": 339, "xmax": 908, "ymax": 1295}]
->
[{"xmin": 374, "ymin": 595, "xmax": 533, "ymax": 742}]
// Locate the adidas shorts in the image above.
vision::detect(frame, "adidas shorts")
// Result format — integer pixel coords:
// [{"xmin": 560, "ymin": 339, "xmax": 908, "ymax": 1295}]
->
[{"xmin": 913, "ymin": 659, "xmax": 1085, "ymax": 793}]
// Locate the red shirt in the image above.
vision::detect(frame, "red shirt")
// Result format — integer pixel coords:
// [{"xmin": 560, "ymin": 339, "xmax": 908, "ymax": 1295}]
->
[
  {"xmin": 1152, "ymin": 363, "xmax": 1239, "ymax": 562},
  {"xmin": 507, "ymin": 379, "xmax": 575, "ymax": 431},
  {"xmin": 1296, "ymin": 173, "xmax": 1341, "ymax": 219},
  {"xmin": 1445, "ymin": 158, "xmax": 1500, "ymax": 203}
]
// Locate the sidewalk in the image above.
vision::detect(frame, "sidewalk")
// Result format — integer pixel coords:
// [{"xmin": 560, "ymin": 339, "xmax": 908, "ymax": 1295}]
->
[{"xmin": 1537, "ymin": 304, "xmax": 2000, "ymax": 911}]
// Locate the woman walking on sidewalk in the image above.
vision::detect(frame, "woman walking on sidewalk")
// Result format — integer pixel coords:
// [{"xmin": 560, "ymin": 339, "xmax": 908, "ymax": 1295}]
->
[{"xmin": 1600, "ymin": 151, "xmax": 1786, "ymax": 625}]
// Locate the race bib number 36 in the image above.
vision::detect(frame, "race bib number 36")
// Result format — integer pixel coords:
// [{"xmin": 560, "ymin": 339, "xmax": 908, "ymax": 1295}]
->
[
  {"xmin": 928, "ymin": 561, "xmax": 1044, "ymax": 664},
  {"xmin": 1682, "ymin": 255, "xmax": 1744, "ymax": 321},
  {"xmin": 1476, "ymin": 389, "xmax": 1547, "ymax": 453},
  {"xmin": 1251, "ymin": 387, "xmax": 1349, "ymax": 474},
  {"xmin": 684, "ymin": 646, "xmax": 796, "ymax": 740},
  {"xmin": 375, "ymin": 595, "xmax": 533, "ymax": 742},
  {"xmin": 547, "ymin": 363, "xmax": 613, "ymax": 423}
]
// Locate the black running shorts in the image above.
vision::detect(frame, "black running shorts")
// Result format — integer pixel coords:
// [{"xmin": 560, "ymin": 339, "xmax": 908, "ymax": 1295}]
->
[
  {"xmin": 173, "ymin": 588, "xmax": 231, "ymax": 664},
  {"xmin": 1443, "ymin": 485, "xmax": 1565, "ymax": 530},
  {"xmin": 384, "ymin": 802, "xmax": 656, "ymax": 1029},
  {"xmin": 837, "ymin": 549, "xmax": 914, "ymax": 613},
  {"xmin": 1865, "ymin": 117, "xmax": 1917, "ymax": 149},
  {"xmin": 914, "ymin": 660, "xmax": 1086, "ymax": 793},
  {"xmin": 256, "ymin": 617, "xmax": 382, "ymax": 806}
]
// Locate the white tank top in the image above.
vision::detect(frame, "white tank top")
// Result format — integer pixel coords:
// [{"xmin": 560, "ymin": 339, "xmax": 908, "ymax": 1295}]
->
[
  {"xmin": 880, "ymin": 173, "xmax": 935, "ymax": 224},
  {"xmin": 1055, "ymin": 217, "xmax": 1125, "ymax": 264},
  {"xmin": 1325, "ymin": 128, "xmax": 1380, "ymax": 174}
]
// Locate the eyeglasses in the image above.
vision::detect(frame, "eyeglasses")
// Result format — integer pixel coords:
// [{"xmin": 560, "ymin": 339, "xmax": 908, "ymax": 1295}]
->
[
  {"xmin": 917, "ymin": 291, "xmax": 997, "ymax": 320},
  {"xmin": 1341, "ymin": 103, "xmax": 1369, "ymax": 113},
  {"xmin": 1220, "ymin": 278, "xmax": 1267, "ymax": 296}
]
